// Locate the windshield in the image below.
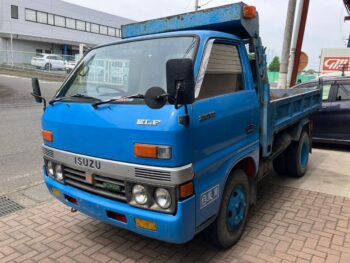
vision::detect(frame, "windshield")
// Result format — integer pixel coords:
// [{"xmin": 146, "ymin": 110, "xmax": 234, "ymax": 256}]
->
[{"xmin": 58, "ymin": 37, "xmax": 197, "ymax": 102}]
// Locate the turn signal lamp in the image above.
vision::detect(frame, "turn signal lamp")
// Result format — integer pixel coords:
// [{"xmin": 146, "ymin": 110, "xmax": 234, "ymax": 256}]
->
[
  {"xmin": 134, "ymin": 144, "xmax": 172, "ymax": 159},
  {"xmin": 243, "ymin": 5, "xmax": 257, "ymax": 19},
  {"xmin": 42, "ymin": 130, "xmax": 53, "ymax": 142},
  {"xmin": 180, "ymin": 181, "xmax": 194, "ymax": 199}
]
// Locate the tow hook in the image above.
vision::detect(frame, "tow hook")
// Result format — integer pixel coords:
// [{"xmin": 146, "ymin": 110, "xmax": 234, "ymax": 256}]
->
[{"xmin": 71, "ymin": 208, "xmax": 77, "ymax": 213}]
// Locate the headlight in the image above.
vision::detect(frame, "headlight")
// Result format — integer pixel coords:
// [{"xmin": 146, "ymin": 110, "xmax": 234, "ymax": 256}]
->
[
  {"xmin": 47, "ymin": 161, "xmax": 54, "ymax": 177},
  {"xmin": 55, "ymin": 164, "xmax": 63, "ymax": 181},
  {"xmin": 132, "ymin": 185, "xmax": 148, "ymax": 205},
  {"xmin": 154, "ymin": 188, "xmax": 171, "ymax": 209}
]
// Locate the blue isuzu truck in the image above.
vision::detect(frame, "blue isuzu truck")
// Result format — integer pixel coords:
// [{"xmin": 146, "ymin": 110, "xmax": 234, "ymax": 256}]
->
[{"xmin": 31, "ymin": 3, "xmax": 321, "ymax": 248}]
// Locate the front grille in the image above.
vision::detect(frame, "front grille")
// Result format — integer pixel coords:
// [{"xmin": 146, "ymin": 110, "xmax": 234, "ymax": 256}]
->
[
  {"xmin": 43, "ymin": 148, "xmax": 54, "ymax": 158},
  {"xmin": 63, "ymin": 166, "xmax": 126, "ymax": 202},
  {"xmin": 135, "ymin": 168, "xmax": 171, "ymax": 181}
]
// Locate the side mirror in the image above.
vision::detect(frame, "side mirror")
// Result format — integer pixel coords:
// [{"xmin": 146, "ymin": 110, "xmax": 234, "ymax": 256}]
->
[
  {"xmin": 145, "ymin": 87, "xmax": 167, "ymax": 109},
  {"xmin": 166, "ymin": 59, "xmax": 195, "ymax": 107},
  {"xmin": 32, "ymin": 78, "xmax": 42, "ymax": 103},
  {"xmin": 31, "ymin": 78, "xmax": 46, "ymax": 110}
]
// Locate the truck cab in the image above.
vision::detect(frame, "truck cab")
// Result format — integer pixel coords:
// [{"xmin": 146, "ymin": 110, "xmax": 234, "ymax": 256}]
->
[{"xmin": 32, "ymin": 3, "xmax": 321, "ymax": 248}]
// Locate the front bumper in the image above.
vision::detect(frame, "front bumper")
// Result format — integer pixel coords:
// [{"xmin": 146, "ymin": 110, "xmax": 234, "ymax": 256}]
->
[{"xmin": 44, "ymin": 171, "xmax": 196, "ymax": 244}]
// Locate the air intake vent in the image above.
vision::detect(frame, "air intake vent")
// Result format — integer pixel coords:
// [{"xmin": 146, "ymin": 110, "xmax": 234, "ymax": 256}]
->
[
  {"xmin": 134, "ymin": 168, "xmax": 171, "ymax": 181},
  {"xmin": 43, "ymin": 148, "xmax": 54, "ymax": 158}
]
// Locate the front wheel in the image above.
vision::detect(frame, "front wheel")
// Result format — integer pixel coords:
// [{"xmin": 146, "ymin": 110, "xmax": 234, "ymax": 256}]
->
[
  {"xmin": 44, "ymin": 63, "xmax": 52, "ymax": 70},
  {"xmin": 286, "ymin": 131, "xmax": 310, "ymax": 177},
  {"xmin": 207, "ymin": 169, "xmax": 250, "ymax": 248}
]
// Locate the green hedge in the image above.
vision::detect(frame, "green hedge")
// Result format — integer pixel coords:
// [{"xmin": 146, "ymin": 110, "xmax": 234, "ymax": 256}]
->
[{"xmin": 267, "ymin": 71, "xmax": 316, "ymax": 84}]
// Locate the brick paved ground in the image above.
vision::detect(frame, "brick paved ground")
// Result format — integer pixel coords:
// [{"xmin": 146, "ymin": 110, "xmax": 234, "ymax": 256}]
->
[{"xmin": 1, "ymin": 184, "xmax": 350, "ymax": 263}]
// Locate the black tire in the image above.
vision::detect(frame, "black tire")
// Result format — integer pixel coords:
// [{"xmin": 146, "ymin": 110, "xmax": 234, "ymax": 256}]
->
[
  {"xmin": 45, "ymin": 63, "xmax": 52, "ymax": 70},
  {"xmin": 286, "ymin": 131, "xmax": 310, "ymax": 177},
  {"xmin": 207, "ymin": 169, "xmax": 250, "ymax": 248},
  {"xmin": 273, "ymin": 152, "xmax": 287, "ymax": 175}
]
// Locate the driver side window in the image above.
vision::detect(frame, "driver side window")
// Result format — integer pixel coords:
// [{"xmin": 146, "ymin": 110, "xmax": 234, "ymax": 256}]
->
[{"xmin": 198, "ymin": 43, "xmax": 244, "ymax": 100}]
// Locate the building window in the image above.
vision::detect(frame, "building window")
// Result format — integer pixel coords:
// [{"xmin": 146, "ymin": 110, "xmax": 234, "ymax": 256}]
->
[
  {"xmin": 54, "ymin": 15, "xmax": 65, "ymax": 27},
  {"xmin": 91, "ymin": 23, "xmax": 99, "ymax": 34},
  {"xmin": 48, "ymin": 14, "xmax": 54, "ymax": 25},
  {"xmin": 45, "ymin": 50, "xmax": 52, "ymax": 54},
  {"xmin": 86, "ymin": 22, "xmax": 91, "ymax": 32},
  {"xmin": 23, "ymin": 8, "xmax": 120, "ymax": 38},
  {"xmin": 100, "ymin": 25, "xmax": 107, "ymax": 35},
  {"xmin": 11, "ymin": 5, "xmax": 18, "ymax": 19},
  {"xmin": 37, "ymin": 11, "xmax": 47, "ymax": 24},
  {"xmin": 116, "ymin": 29, "xmax": 121, "ymax": 37},
  {"xmin": 66, "ymin": 18, "xmax": 75, "ymax": 29},
  {"xmin": 36, "ymin": 49, "xmax": 43, "ymax": 55},
  {"xmin": 108, "ymin": 27, "xmax": 116, "ymax": 37},
  {"xmin": 25, "ymin": 9, "xmax": 36, "ymax": 22},
  {"xmin": 76, "ymin": 20, "xmax": 85, "ymax": 31}
]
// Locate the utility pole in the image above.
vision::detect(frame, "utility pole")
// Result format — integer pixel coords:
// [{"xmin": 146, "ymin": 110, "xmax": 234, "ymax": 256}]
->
[
  {"xmin": 289, "ymin": 0, "xmax": 309, "ymax": 87},
  {"xmin": 195, "ymin": 0, "xmax": 200, "ymax": 11},
  {"xmin": 277, "ymin": 0, "xmax": 297, "ymax": 88},
  {"xmin": 287, "ymin": 0, "xmax": 304, "ymax": 88}
]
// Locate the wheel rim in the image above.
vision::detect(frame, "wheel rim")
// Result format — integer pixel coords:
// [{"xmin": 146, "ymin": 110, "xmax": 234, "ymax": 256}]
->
[
  {"xmin": 226, "ymin": 185, "xmax": 247, "ymax": 231},
  {"xmin": 300, "ymin": 140, "xmax": 309, "ymax": 169}
]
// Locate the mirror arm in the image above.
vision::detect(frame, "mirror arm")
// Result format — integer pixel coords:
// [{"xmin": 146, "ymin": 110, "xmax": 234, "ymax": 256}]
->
[
  {"xmin": 171, "ymin": 82, "xmax": 184, "ymax": 109},
  {"xmin": 178, "ymin": 105, "xmax": 190, "ymax": 126},
  {"xmin": 30, "ymin": 93, "xmax": 47, "ymax": 110}
]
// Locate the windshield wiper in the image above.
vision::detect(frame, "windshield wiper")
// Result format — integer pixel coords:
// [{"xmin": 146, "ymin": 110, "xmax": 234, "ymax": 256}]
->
[
  {"xmin": 92, "ymin": 94, "xmax": 144, "ymax": 108},
  {"xmin": 49, "ymin": 94, "xmax": 101, "ymax": 105}
]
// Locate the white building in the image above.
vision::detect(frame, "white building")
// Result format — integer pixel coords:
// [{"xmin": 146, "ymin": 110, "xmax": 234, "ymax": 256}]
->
[{"xmin": 0, "ymin": 0, "xmax": 133, "ymax": 64}]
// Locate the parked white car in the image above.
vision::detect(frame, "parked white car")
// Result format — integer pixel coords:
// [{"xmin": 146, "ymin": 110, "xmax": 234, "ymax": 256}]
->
[
  {"xmin": 31, "ymin": 54, "xmax": 65, "ymax": 70},
  {"xmin": 65, "ymin": 60, "xmax": 77, "ymax": 73}
]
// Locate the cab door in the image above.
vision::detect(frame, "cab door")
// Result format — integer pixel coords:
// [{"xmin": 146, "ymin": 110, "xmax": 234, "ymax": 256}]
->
[{"xmin": 190, "ymin": 40, "xmax": 259, "ymax": 226}]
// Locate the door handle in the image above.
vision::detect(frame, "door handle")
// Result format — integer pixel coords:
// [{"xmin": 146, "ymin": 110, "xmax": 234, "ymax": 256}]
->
[
  {"xmin": 199, "ymin": 112, "xmax": 216, "ymax": 122},
  {"xmin": 246, "ymin": 124, "xmax": 255, "ymax": 134}
]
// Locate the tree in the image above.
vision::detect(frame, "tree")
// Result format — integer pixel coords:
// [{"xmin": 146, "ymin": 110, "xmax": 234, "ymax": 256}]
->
[
  {"xmin": 304, "ymin": 69, "xmax": 316, "ymax": 74},
  {"xmin": 268, "ymin": 56, "xmax": 280, "ymax": 72}
]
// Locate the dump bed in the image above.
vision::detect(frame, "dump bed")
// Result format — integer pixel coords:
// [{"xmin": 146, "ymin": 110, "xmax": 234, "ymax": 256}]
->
[
  {"xmin": 270, "ymin": 88, "xmax": 321, "ymax": 133},
  {"xmin": 121, "ymin": 2, "xmax": 259, "ymax": 39},
  {"xmin": 260, "ymin": 87, "xmax": 322, "ymax": 157}
]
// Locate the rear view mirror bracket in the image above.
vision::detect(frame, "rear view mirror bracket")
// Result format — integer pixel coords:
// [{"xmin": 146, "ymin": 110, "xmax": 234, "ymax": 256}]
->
[
  {"xmin": 30, "ymin": 92, "xmax": 47, "ymax": 110},
  {"xmin": 31, "ymin": 78, "xmax": 47, "ymax": 110}
]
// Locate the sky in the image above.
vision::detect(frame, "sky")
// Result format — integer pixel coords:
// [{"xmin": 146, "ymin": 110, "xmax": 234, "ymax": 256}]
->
[{"xmin": 64, "ymin": 0, "xmax": 350, "ymax": 70}]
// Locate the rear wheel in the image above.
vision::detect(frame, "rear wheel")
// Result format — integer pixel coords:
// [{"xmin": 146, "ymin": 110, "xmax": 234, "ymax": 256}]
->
[
  {"xmin": 207, "ymin": 169, "xmax": 250, "ymax": 248},
  {"xmin": 286, "ymin": 131, "xmax": 310, "ymax": 177},
  {"xmin": 273, "ymin": 152, "xmax": 287, "ymax": 175}
]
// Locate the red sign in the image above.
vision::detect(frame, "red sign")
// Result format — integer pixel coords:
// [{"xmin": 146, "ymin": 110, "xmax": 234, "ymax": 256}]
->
[{"xmin": 323, "ymin": 57, "xmax": 350, "ymax": 71}]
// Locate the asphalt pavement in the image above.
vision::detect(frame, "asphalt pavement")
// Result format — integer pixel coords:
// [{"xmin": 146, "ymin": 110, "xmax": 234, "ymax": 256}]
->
[{"xmin": 0, "ymin": 74, "xmax": 61, "ymax": 204}]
